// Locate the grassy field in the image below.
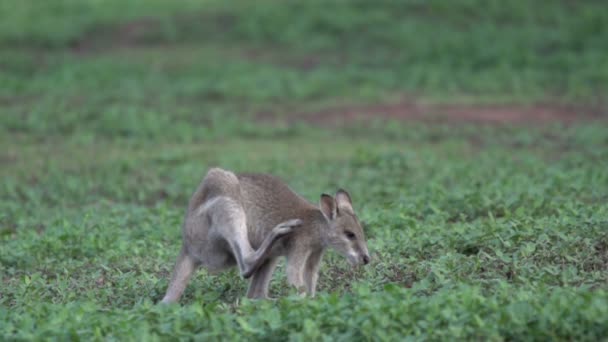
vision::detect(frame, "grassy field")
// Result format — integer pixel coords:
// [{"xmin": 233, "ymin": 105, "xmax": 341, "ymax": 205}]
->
[{"xmin": 1, "ymin": 0, "xmax": 608, "ymax": 340}]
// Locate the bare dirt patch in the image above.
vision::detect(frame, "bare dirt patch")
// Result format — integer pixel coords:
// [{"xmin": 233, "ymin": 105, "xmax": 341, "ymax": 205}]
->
[
  {"xmin": 70, "ymin": 13, "xmax": 235, "ymax": 55},
  {"xmin": 71, "ymin": 18, "xmax": 162, "ymax": 54},
  {"xmin": 261, "ymin": 99, "xmax": 606, "ymax": 126}
]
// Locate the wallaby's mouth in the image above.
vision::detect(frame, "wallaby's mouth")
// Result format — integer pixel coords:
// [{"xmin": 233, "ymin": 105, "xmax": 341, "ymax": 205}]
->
[
  {"xmin": 347, "ymin": 252, "xmax": 370, "ymax": 266},
  {"xmin": 346, "ymin": 252, "xmax": 359, "ymax": 266}
]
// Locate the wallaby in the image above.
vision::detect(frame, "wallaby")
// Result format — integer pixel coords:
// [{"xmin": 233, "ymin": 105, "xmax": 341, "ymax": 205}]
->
[{"xmin": 161, "ymin": 167, "xmax": 370, "ymax": 303}]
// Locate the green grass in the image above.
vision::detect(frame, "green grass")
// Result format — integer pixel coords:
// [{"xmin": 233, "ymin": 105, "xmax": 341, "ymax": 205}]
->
[
  {"xmin": 1, "ymin": 0, "xmax": 608, "ymax": 340},
  {"xmin": 2, "ymin": 0, "xmax": 608, "ymax": 109}
]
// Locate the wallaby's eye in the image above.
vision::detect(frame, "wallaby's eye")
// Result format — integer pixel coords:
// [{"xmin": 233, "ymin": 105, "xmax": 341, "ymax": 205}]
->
[{"xmin": 345, "ymin": 231, "xmax": 356, "ymax": 240}]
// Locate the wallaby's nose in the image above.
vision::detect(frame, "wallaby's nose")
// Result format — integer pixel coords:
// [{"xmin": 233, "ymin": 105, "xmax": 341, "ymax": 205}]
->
[{"xmin": 362, "ymin": 255, "xmax": 370, "ymax": 265}]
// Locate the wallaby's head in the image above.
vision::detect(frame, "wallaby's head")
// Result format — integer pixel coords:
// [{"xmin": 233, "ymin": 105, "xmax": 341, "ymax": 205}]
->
[{"xmin": 319, "ymin": 189, "xmax": 370, "ymax": 266}]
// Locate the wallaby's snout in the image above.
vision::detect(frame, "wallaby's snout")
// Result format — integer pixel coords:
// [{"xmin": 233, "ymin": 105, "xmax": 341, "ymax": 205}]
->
[
  {"xmin": 357, "ymin": 243, "xmax": 371, "ymax": 265},
  {"xmin": 346, "ymin": 245, "xmax": 370, "ymax": 266}
]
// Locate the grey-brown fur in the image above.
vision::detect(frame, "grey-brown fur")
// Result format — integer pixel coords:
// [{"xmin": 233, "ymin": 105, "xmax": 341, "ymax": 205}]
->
[{"xmin": 161, "ymin": 167, "xmax": 370, "ymax": 303}]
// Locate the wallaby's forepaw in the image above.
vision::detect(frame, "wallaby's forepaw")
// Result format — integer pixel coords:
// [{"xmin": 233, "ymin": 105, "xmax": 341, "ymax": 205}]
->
[{"xmin": 274, "ymin": 219, "xmax": 303, "ymax": 235}]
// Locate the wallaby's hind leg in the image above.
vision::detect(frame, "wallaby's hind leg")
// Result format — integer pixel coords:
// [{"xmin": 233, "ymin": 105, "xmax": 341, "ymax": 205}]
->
[
  {"xmin": 246, "ymin": 258, "xmax": 279, "ymax": 299},
  {"xmin": 240, "ymin": 219, "xmax": 301, "ymax": 278},
  {"xmin": 161, "ymin": 248, "xmax": 198, "ymax": 304},
  {"xmin": 209, "ymin": 196, "xmax": 301, "ymax": 279},
  {"xmin": 201, "ymin": 196, "xmax": 300, "ymax": 279},
  {"xmin": 224, "ymin": 216, "xmax": 301, "ymax": 279}
]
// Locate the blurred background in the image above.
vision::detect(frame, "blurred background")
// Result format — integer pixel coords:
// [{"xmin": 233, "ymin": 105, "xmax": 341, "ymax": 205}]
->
[
  {"xmin": 2, "ymin": 1, "xmax": 608, "ymax": 339},
  {"xmin": 1, "ymin": 0, "xmax": 606, "ymax": 139}
]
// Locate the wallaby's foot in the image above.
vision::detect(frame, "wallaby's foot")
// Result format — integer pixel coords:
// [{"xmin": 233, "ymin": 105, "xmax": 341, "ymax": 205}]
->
[
  {"xmin": 272, "ymin": 219, "xmax": 303, "ymax": 236},
  {"xmin": 241, "ymin": 219, "xmax": 303, "ymax": 279}
]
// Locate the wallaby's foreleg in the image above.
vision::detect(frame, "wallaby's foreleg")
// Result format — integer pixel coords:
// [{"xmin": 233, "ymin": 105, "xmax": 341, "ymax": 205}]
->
[
  {"xmin": 286, "ymin": 251, "xmax": 308, "ymax": 295},
  {"xmin": 161, "ymin": 248, "xmax": 198, "ymax": 304},
  {"xmin": 287, "ymin": 248, "xmax": 322, "ymax": 296},
  {"xmin": 303, "ymin": 251, "xmax": 323, "ymax": 297},
  {"xmin": 246, "ymin": 258, "xmax": 279, "ymax": 299}
]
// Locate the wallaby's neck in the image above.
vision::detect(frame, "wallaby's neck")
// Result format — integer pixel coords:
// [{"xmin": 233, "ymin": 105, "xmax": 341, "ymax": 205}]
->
[{"xmin": 305, "ymin": 207, "xmax": 331, "ymax": 248}]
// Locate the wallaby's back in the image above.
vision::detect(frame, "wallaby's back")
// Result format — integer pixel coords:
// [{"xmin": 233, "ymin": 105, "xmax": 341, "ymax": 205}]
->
[
  {"xmin": 186, "ymin": 168, "xmax": 316, "ymax": 240},
  {"xmin": 237, "ymin": 173, "xmax": 316, "ymax": 232}
]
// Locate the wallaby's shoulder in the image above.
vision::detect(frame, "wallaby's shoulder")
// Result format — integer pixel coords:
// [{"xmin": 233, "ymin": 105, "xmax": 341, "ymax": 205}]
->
[{"xmin": 237, "ymin": 172, "xmax": 309, "ymax": 204}]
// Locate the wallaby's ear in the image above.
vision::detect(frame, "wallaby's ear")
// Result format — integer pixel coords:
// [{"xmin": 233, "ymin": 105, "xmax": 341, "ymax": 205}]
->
[
  {"xmin": 335, "ymin": 188, "xmax": 353, "ymax": 214},
  {"xmin": 320, "ymin": 194, "xmax": 337, "ymax": 221}
]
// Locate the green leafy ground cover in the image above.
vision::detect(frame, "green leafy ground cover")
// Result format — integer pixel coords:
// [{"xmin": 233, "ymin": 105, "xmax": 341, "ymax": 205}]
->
[{"xmin": 1, "ymin": 1, "xmax": 608, "ymax": 340}]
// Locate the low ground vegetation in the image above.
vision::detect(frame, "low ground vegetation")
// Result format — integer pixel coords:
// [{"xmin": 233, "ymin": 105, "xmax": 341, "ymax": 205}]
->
[{"xmin": 1, "ymin": 1, "xmax": 607, "ymax": 340}]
